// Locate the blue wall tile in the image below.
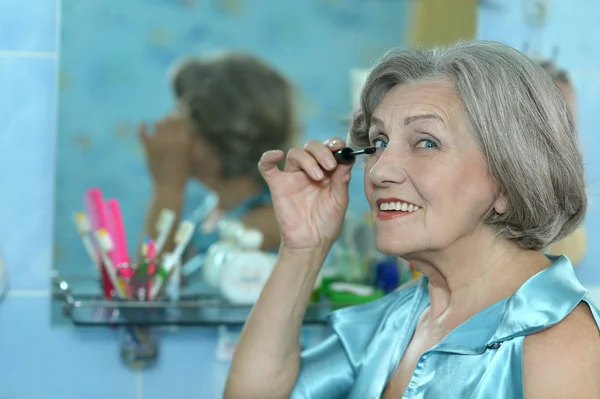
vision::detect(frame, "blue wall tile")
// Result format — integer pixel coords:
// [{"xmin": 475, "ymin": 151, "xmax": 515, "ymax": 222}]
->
[
  {"xmin": 0, "ymin": 56, "xmax": 56, "ymax": 290},
  {"xmin": 479, "ymin": 1, "xmax": 600, "ymax": 285},
  {"xmin": 571, "ymin": 72, "xmax": 600, "ymax": 283},
  {"xmin": 0, "ymin": 295, "xmax": 136, "ymax": 399},
  {"xmin": 141, "ymin": 328, "xmax": 228, "ymax": 399},
  {"xmin": 477, "ymin": 1, "xmax": 529, "ymax": 51},
  {"xmin": 544, "ymin": 0, "xmax": 600, "ymax": 70},
  {"xmin": 0, "ymin": 0, "xmax": 57, "ymax": 52}
]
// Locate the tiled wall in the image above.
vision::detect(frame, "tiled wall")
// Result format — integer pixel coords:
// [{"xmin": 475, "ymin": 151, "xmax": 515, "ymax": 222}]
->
[
  {"xmin": 1, "ymin": 2, "xmax": 599, "ymax": 398},
  {"xmin": 478, "ymin": 0, "xmax": 600, "ymax": 292},
  {"xmin": 0, "ymin": 1, "xmax": 400, "ymax": 398},
  {"xmin": 0, "ymin": 2, "xmax": 228, "ymax": 398}
]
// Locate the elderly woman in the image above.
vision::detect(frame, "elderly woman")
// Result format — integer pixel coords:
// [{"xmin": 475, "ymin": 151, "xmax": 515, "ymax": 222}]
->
[
  {"xmin": 225, "ymin": 41, "xmax": 600, "ymax": 398},
  {"xmin": 139, "ymin": 52, "xmax": 297, "ymax": 255}
]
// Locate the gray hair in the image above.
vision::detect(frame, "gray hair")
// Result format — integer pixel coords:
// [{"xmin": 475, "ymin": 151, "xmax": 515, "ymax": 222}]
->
[
  {"xmin": 351, "ymin": 40, "xmax": 586, "ymax": 250},
  {"xmin": 534, "ymin": 58, "xmax": 571, "ymax": 85},
  {"xmin": 170, "ymin": 51, "xmax": 298, "ymax": 181}
]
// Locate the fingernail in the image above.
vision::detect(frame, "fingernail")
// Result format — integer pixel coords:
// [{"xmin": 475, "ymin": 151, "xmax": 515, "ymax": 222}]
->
[
  {"xmin": 327, "ymin": 139, "xmax": 339, "ymax": 147},
  {"xmin": 313, "ymin": 168, "xmax": 324, "ymax": 180},
  {"xmin": 325, "ymin": 157, "xmax": 336, "ymax": 169}
]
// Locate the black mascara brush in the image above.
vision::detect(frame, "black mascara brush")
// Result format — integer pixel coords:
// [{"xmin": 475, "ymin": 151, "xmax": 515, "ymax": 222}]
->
[{"xmin": 333, "ymin": 147, "xmax": 377, "ymax": 164}]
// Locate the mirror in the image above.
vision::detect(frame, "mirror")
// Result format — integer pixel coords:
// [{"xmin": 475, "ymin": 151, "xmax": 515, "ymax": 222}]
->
[{"xmin": 52, "ymin": 0, "xmax": 412, "ymax": 326}]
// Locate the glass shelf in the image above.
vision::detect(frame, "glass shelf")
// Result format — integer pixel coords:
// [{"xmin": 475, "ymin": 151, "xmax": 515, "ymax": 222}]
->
[{"xmin": 52, "ymin": 271, "xmax": 336, "ymax": 327}]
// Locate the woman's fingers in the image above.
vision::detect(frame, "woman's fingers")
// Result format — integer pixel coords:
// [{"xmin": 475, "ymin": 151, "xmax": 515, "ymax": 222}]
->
[
  {"xmin": 302, "ymin": 140, "xmax": 337, "ymax": 172},
  {"xmin": 323, "ymin": 137, "xmax": 347, "ymax": 152},
  {"xmin": 258, "ymin": 150, "xmax": 285, "ymax": 181},
  {"xmin": 262, "ymin": 137, "xmax": 354, "ymax": 185},
  {"xmin": 284, "ymin": 147, "xmax": 327, "ymax": 181}
]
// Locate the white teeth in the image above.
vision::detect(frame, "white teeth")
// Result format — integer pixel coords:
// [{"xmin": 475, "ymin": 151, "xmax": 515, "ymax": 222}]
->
[{"xmin": 379, "ymin": 201, "xmax": 420, "ymax": 212}]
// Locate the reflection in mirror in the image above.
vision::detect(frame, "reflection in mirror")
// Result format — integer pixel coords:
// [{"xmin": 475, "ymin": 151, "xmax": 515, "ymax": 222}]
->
[{"xmin": 53, "ymin": 0, "xmax": 410, "ymax": 326}]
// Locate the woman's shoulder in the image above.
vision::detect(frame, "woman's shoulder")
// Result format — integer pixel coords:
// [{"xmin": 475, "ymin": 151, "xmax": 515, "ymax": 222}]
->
[{"xmin": 522, "ymin": 300, "xmax": 600, "ymax": 397}]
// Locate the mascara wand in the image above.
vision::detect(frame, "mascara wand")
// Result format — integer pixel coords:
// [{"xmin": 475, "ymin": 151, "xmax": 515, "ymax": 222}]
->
[{"xmin": 333, "ymin": 147, "xmax": 377, "ymax": 164}]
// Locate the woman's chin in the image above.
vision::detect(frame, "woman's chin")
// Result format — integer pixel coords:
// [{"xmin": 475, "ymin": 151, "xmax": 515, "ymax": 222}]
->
[{"xmin": 375, "ymin": 240, "xmax": 415, "ymax": 258}]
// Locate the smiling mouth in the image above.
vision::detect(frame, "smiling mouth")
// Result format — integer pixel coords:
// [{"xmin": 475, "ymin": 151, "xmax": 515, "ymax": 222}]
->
[
  {"xmin": 376, "ymin": 199, "xmax": 421, "ymax": 220},
  {"xmin": 378, "ymin": 200, "xmax": 420, "ymax": 212}
]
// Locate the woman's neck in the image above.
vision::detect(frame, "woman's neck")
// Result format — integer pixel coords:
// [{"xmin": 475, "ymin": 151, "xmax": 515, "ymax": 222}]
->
[{"xmin": 405, "ymin": 229, "xmax": 551, "ymax": 334}]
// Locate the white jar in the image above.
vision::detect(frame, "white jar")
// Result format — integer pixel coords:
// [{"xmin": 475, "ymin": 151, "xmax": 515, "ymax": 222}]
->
[{"xmin": 219, "ymin": 250, "xmax": 276, "ymax": 305}]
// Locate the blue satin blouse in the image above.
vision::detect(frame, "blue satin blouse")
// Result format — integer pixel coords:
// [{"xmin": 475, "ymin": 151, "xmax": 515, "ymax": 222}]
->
[{"xmin": 292, "ymin": 255, "xmax": 600, "ymax": 398}]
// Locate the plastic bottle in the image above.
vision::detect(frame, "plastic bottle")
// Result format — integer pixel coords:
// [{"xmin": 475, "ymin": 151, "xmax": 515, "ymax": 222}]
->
[{"xmin": 202, "ymin": 219, "xmax": 245, "ymax": 288}]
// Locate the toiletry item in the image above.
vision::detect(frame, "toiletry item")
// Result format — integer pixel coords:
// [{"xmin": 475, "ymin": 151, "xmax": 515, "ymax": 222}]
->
[
  {"xmin": 106, "ymin": 198, "xmax": 129, "ymax": 265},
  {"xmin": 202, "ymin": 219, "xmax": 246, "ymax": 288},
  {"xmin": 146, "ymin": 239, "xmax": 157, "ymax": 300},
  {"xmin": 84, "ymin": 188, "xmax": 109, "ymax": 235},
  {"xmin": 84, "ymin": 188, "xmax": 114, "ymax": 295},
  {"xmin": 149, "ymin": 221, "xmax": 194, "ymax": 299},
  {"xmin": 333, "ymin": 147, "xmax": 376, "ymax": 164},
  {"xmin": 189, "ymin": 190, "xmax": 219, "ymax": 226},
  {"xmin": 330, "ymin": 282, "xmax": 376, "ymax": 296},
  {"xmin": 0, "ymin": 251, "xmax": 7, "ymax": 301},
  {"xmin": 352, "ymin": 214, "xmax": 380, "ymax": 284},
  {"xmin": 236, "ymin": 227, "xmax": 263, "ymax": 250},
  {"xmin": 154, "ymin": 208, "xmax": 176, "ymax": 255},
  {"xmin": 95, "ymin": 228, "xmax": 127, "ymax": 298},
  {"xmin": 219, "ymin": 250, "xmax": 277, "ymax": 304},
  {"xmin": 164, "ymin": 253, "xmax": 181, "ymax": 301},
  {"xmin": 326, "ymin": 282, "xmax": 384, "ymax": 308},
  {"xmin": 72, "ymin": 212, "xmax": 100, "ymax": 272},
  {"xmin": 146, "ymin": 239, "xmax": 156, "ymax": 272},
  {"xmin": 409, "ymin": 263, "xmax": 421, "ymax": 279},
  {"xmin": 203, "ymin": 242, "xmax": 236, "ymax": 289},
  {"xmin": 134, "ymin": 260, "xmax": 150, "ymax": 301},
  {"xmin": 375, "ymin": 257, "xmax": 400, "ymax": 293}
]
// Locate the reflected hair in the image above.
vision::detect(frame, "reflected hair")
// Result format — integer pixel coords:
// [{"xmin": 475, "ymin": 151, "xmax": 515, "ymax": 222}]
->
[
  {"xmin": 350, "ymin": 40, "xmax": 586, "ymax": 250},
  {"xmin": 170, "ymin": 51, "xmax": 298, "ymax": 181}
]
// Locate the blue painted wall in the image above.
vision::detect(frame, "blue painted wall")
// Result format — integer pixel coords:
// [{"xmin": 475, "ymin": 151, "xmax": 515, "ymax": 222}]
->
[
  {"xmin": 0, "ymin": 1, "xmax": 409, "ymax": 398},
  {"xmin": 478, "ymin": 0, "xmax": 600, "ymax": 284},
  {"xmin": 2, "ymin": 1, "xmax": 597, "ymax": 398}
]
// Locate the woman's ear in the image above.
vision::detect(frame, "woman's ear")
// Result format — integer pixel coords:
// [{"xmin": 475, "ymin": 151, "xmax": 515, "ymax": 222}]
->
[{"xmin": 493, "ymin": 193, "xmax": 508, "ymax": 215}]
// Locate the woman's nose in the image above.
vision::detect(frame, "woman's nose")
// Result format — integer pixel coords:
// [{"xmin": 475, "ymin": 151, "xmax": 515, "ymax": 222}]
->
[{"xmin": 368, "ymin": 147, "xmax": 407, "ymax": 187}]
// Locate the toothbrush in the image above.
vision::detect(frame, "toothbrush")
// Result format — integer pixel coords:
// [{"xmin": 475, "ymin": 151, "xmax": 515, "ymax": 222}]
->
[
  {"xmin": 105, "ymin": 199, "xmax": 130, "ymax": 265},
  {"xmin": 333, "ymin": 147, "xmax": 376, "ymax": 164},
  {"xmin": 150, "ymin": 221, "xmax": 195, "ymax": 300},
  {"xmin": 72, "ymin": 212, "xmax": 100, "ymax": 272},
  {"xmin": 95, "ymin": 228, "xmax": 128, "ymax": 298},
  {"xmin": 84, "ymin": 188, "xmax": 114, "ymax": 297},
  {"xmin": 154, "ymin": 209, "xmax": 176, "ymax": 255},
  {"xmin": 146, "ymin": 239, "xmax": 156, "ymax": 300}
]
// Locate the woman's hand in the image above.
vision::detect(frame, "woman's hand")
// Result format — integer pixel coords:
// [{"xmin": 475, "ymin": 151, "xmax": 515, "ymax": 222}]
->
[
  {"xmin": 138, "ymin": 115, "xmax": 192, "ymax": 192},
  {"xmin": 259, "ymin": 138, "xmax": 353, "ymax": 251}
]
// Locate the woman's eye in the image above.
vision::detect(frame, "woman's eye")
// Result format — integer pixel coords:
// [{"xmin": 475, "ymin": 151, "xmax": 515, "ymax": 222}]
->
[
  {"xmin": 372, "ymin": 138, "xmax": 388, "ymax": 149},
  {"xmin": 416, "ymin": 139, "xmax": 438, "ymax": 149}
]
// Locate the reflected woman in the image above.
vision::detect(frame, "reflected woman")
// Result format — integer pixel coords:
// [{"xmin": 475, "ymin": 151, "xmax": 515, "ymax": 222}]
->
[{"xmin": 139, "ymin": 52, "xmax": 298, "ymax": 258}]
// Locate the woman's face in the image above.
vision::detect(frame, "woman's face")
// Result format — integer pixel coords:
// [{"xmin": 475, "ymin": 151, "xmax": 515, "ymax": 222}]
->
[{"xmin": 364, "ymin": 79, "xmax": 505, "ymax": 257}]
